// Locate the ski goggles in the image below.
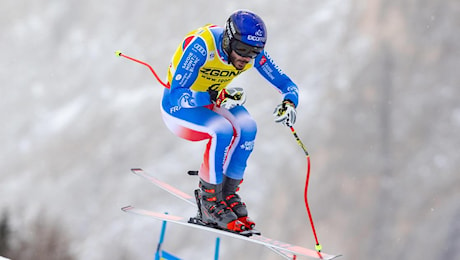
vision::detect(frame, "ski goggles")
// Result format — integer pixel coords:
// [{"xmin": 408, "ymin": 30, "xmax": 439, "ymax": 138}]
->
[{"xmin": 231, "ymin": 40, "xmax": 263, "ymax": 59}]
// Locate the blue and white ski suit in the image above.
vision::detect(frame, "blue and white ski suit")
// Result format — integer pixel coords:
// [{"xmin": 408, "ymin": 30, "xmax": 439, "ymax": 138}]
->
[{"xmin": 161, "ymin": 24, "xmax": 298, "ymax": 184}]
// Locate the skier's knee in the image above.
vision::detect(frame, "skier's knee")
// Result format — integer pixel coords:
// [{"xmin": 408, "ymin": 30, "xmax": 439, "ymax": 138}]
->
[{"xmin": 240, "ymin": 119, "xmax": 257, "ymax": 140}]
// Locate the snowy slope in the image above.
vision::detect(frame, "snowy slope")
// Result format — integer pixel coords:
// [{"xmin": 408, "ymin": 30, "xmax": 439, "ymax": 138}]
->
[{"xmin": 1, "ymin": 0, "xmax": 459, "ymax": 259}]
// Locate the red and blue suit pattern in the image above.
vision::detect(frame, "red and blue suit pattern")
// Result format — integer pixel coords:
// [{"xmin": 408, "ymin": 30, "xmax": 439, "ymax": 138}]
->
[{"xmin": 161, "ymin": 25, "xmax": 298, "ymax": 184}]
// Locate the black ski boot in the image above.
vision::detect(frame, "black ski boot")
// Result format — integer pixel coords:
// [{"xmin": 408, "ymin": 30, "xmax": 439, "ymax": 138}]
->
[
  {"xmin": 223, "ymin": 175, "xmax": 256, "ymax": 230},
  {"xmin": 197, "ymin": 179, "xmax": 245, "ymax": 232}
]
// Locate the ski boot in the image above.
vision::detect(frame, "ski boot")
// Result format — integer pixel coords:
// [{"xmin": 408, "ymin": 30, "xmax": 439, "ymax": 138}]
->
[
  {"xmin": 196, "ymin": 179, "xmax": 245, "ymax": 232},
  {"xmin": 223, "ymin": 175, "xmax": 256, "ymax": 230}
]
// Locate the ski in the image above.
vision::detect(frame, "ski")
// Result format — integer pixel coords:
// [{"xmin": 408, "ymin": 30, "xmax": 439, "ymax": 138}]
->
[
  {"xmin": 131, "ymin": 168, "xmax": 292, "ymax": 258},
  {"xmin": 122, "ymin": 206, "xmax": 340, "ymax": 260},
  {"xmin": 131, "ymin": 168, "xmax": 196, "ymax": 206},
  {"xmin": 127, "ymin": 168, "xmax": 341, "ymax": 259}
]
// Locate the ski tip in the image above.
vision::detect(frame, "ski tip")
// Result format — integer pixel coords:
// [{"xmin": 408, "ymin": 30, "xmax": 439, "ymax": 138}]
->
[
  {"xmin": 187, "ymin": 170, "xmax": 198, "ymax": 176},
  {"xmin": 115, "ymin": 50, "xmax": 122, "ymax": 56},
  {"xmin": 121, "ymin": 205, "xmax": 133, "ymax": 212},
  {"xmin": 131, "ymin": 168, "xmax": 142, "ymax": 173}
]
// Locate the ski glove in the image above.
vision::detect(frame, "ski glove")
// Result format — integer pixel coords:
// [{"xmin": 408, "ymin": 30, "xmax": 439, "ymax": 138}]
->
[
  {"xmin": 211, "ymin": 87, "xmax": 246, "ymax": 109},
  {"xmin": 273, "ymin": 100, "xmax": 297, "ymax": 127}
]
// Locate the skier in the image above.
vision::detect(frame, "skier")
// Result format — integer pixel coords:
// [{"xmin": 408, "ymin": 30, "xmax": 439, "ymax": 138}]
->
[{"xmin": 161, "ymin": 10, "xmax": 298, "ymax": 232}]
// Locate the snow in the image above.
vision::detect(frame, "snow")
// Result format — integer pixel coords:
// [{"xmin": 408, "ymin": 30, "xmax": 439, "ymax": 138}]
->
[{"xmin": 1, "ymin": 0, "xmax": 459, "ymax": 260}]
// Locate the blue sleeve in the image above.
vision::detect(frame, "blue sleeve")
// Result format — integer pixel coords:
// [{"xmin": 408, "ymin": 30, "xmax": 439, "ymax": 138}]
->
[
  {"xmin": 254, "ymin": 50, "xmax": 299, "ymax": 107},
  {"xmin": 169, "ymin": 37, "xmax": 212, "ymax": 108}
]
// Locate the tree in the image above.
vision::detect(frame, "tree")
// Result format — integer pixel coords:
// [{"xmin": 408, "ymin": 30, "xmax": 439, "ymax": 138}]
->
[{"xmin": 0, "ymin": 211, "xmax": 11, "ymax": 255}]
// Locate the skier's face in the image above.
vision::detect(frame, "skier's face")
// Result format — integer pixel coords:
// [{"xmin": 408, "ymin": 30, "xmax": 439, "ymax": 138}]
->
[{"xmin": 230, "ymin": 50, "xmax": 252, "ymax": 70}]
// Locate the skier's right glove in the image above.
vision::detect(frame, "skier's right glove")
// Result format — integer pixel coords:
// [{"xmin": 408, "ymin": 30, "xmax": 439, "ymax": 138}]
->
[
  {"xmin": 210, "ymin": 87, "xmax": 246, "ymax": 109},
  {"xmin": 273, "ymin": 100, "xmax": 297, "ymax": 127}
]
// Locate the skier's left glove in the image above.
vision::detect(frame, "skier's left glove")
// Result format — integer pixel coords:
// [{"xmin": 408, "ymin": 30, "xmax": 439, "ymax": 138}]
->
[
  {"xmin": 214, "ymin": 87, "xmax": 246, "ymax": 109},
  {"xmin": 273, "ymin": 100, "xmax": 297, "ymax": 127}
]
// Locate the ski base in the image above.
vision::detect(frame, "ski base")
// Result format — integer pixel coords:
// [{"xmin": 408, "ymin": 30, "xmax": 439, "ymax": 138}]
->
[
  {"xmin": 122, "ymin": 205, "xmax": 341, "ymax": 259},
  {"xmin": 127, "ymin": 168, "xmax": 342, "ymax": 259}
]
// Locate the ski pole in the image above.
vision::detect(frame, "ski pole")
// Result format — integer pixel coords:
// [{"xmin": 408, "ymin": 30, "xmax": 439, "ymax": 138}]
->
[
  {"xmin": 288, "ymin": 126, "xmax": 323, "ymax": 256},
  {"xmin": 115, "ymin": 51, "xmax": 168, "ymax": 88}
]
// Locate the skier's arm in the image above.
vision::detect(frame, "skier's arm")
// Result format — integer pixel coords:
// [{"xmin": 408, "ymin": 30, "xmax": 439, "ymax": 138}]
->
[
  {"xmin": 169, "ymin": 37, "xmax": 212, "ymax": 108},
  {"xmin": 254, "ymin": 51, "xmax": 298, "ymax": 126},
  {"xmin": 254, "ymin": 50, "xmax": 299, "ymax": 107}
]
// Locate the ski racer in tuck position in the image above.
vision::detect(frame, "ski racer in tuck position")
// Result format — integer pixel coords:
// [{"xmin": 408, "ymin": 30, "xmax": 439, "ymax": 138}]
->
[{"xmin": 161, "ymin": 10, "xmax": 299, "ymax": 232}]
